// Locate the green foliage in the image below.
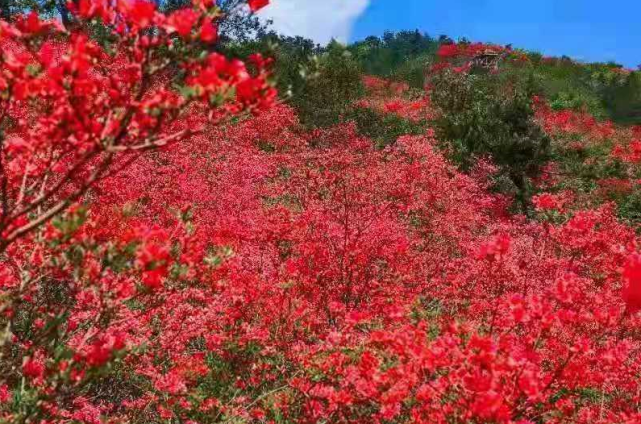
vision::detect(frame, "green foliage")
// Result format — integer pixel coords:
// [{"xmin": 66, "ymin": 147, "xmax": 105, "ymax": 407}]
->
[
  {"xmin": 227, "ymin": 36, "xmax": 364, "ymax": 129},
  {"xmin": 512, "ymin": 55, "xmax": 641, "ymax": 123},
  {"xmin": 51, "ymin": 207, "xmax": 89, "ymax": 243},
  {"xmin": 549, "ymin": 90, "xmax": 607, "ymax": 116},
  {"xmin": 290, "ymin": 41, "xmax": 365, "ymax": 128},
  {"xmin": 225, "ymin": 34, "xmax": 367, "ymax": 129},
  {"xmin": 554, "ymin": 140, "xmax": 625, "ymax": 181},
  {"xmin": 429, "ymin": 69, "xmax": 551, "ymax": 213},
  {"xmin": 605, "ymin": 72, "xmax": 641, "ymax": 124},
  {"xmin": 616, "ymin": 188, "xmax": 641, "ymax": 225},
  {"xmin": 389, "ymin": 53, "xmax": 433, "ymax": 89},
  {"xmin": 346, "ymin": 106, "xmax": 427, "ymax": 149},
  {"xmin": 224, "ymin": 32, "xmax": 322, "ymax": 98},
  {"xmin": 350, "ymin": 31, "xmax": 439, "ymax": 81}
]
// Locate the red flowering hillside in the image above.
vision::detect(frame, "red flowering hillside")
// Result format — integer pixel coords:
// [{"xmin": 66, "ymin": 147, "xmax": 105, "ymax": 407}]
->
[{"xmin": 2, "ymin": 5, "xmax": 641, "ymax": 424}]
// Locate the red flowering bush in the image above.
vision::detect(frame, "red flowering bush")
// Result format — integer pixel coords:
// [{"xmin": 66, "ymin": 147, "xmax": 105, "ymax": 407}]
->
[
  {"xmin": 436, "ymin": 42, "xmax": 509, "ymax": 60},
  {"xmin": 531, "ymin": 94, "xmax": 641, "ymax": 223},
  {"xmin": 2, "ymin": 7, "xmax": 641, "ymax": 424},
  {"xmin": 0, "ymin": 0, "xmax": 274, "ymax": 252},
  {"xmin": 0, "ymin": 0, "xmax": 276, "ymax": 421},
  {"xmin": 356, "ymin": 76, "xmax": 433, "ymax": 123},
  {"xmin": 534, "ymin": 97, "xmax": 616, "ymax": 143}
]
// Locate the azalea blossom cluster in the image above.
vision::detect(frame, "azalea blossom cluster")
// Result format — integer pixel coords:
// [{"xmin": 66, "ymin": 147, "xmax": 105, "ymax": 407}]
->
[
  {"xmin": 534, "ymin": 97, "xmax": 616, "ymax": 143},
  {"xmin": 0, "ymin": 0, "xmax": 274, "ymax": 253},
  {"xmin": 357, "ymin": 76, "xmax": 433, "ymax": 122},
  {"xmin": 0, "ymin": 1, "xmax": 275, "ymax": 422},
  {"xmin": 611, "ymin": 137, "xmax": 641, "ymax": 164},
  {"xmin": 532, "ymin": 96, "xmax": 641, "ymax": 215},
  {"xmin": 432, "ymin": 41, "xmax": 526, "ymax": 74},
  {"xmin": 436, "ymin": 42, "xmax": 510, "ymax": 60}
]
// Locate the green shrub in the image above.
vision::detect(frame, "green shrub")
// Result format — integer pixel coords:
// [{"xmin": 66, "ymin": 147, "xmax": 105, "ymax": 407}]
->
[
  {"xmin": 429, "ymin": 69, "xmax": 550, "ymax": 213},
  {"xmin": 346, "ymin": 107, "xmax": 427, "ymax": 149},
  {"xmin": 350, "ymin": 30, "xmax": 439, "ymax": 79},
  {"xmin": 390, "ymin": 53, "xmax": 433, "ymax": 89},
  {"xmin": 291, "ymin": 41, "xmax": 365, "ymax": 128}
]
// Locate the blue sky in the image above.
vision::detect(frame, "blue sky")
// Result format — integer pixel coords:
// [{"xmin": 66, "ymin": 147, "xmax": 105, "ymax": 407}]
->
[
  {"xmin": 262, "ymin": 0, "xmax": 639, "ymax": 68},
  {"xmin": 351, "ymin": 1, "xmax": 640, "ymax": 68}
]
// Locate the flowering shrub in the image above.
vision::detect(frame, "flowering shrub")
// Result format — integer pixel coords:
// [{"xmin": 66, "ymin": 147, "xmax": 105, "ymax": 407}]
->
[
  {"xmin": 356, "ymin": 76, "xmax": 433, "ymax": 123},
  {"xmin": 532, "ymin": 96, "xmax": 641, "ymax": 223},
  {"xmin": 535, "ymin": 97, "xmax": 615, "ymax": 142},
  {"xmin": 0, "ymin": 0, "xmax": 275, "ymax": 421},
  {"xmin": 437, "ymin": 42, "xmax": 508, "ymax": 59},
  {"xmin": 2, "ymin": 10, "xmax": 641, "ymax": 424},
  {"xmin": 0, "ymin": 0, "xmax": 274, "ymax": 252}
]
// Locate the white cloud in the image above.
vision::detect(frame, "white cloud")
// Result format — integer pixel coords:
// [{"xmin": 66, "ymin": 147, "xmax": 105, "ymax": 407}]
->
[{"xmin": 259, "ymin": 0, "xmax": 371, "ymax": 45}]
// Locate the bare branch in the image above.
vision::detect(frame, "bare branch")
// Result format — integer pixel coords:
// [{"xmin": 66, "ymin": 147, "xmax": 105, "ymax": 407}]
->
[
  {"xmin": 105, "ymin": 128, "xmax": 198, "ymax": 152},
  {"xmin": 0, "ymin": 153, "xmax": 114, "ymax": 251}
]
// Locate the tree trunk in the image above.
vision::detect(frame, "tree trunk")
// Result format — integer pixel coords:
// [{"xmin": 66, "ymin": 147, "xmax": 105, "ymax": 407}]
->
[
  {"xmin": 56, "ymin": 0, "xmax": 77, "ymax": 29},
  {"xmin": 510, "ymin": 172, "xmax": 532, "ymax": 217}
]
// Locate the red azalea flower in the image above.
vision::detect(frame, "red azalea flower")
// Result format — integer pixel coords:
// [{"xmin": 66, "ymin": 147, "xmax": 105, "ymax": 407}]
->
[
  {"xmin": 623, "ymin": 253, "xmax": 641, "ymax": 314},
  {"xmin": 23, "ymin": 355, "xmax": 45, "ymax": 380},
  {"xmin": 200, "ymin": 17, "xmax": 218, "ymax": 43},
  {"xmin": 248, "ymin": 0, "xmax": 269, "ymax": 12},
  {"xmin": 165, "ymin": 8, "xmax": 199, "ymax": 37},
  {"xmin": 125, "ymin": 0, "xmax": 156, "ymax": 28}
]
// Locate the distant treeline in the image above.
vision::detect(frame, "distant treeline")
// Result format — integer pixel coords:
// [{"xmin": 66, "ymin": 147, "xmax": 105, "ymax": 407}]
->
[
  {"xmin": 2, "ymin": 0, "xmax": 639, "ymax": 124},
  {"xmin": 233, "ymin": 29, "xmax": 641, "ymax": 125}
]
